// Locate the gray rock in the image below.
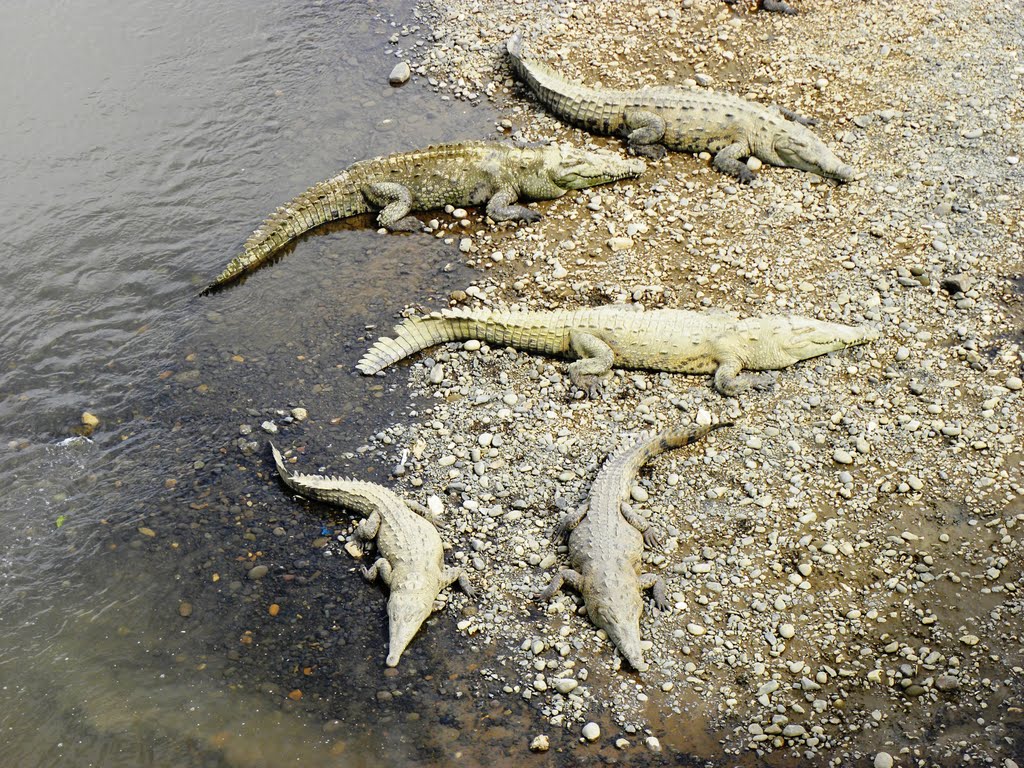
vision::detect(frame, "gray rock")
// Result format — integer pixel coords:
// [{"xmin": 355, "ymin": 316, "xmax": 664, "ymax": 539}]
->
[
  {"xmin": 941, "ymin": 273, "xmax": 974, "ymax": 294},
  {"xmin": 389, "ymin": 61, "xmax": 411, "ymax": 86}
]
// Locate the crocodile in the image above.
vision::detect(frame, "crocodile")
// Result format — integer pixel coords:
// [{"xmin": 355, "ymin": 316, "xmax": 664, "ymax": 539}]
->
[
  {"xmin": 271, "ymin": 443, "xmax": 474, "ymax": 667},
  {"xmin": 506, "ymin": 33, "xmax": 851, "ymax": 183},
  {"xmin": 540, "ymin": 422, "xmax": 731, "ymax": 671},
  {"xmin": 357, "ymin": 305, "xmax": 879, "ymax": 397},
  {"xmin": 723, "ymin": 0, "xmax": 798, "ymax": 14},
  {"xmin": 201, "ymin": 141, "xmax": 645, "ymax": 293}
]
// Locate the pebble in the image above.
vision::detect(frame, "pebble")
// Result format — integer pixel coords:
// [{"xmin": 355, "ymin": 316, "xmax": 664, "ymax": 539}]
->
[
  {"xmin": 895, "ymin": 347, "xmax": 910, "ymax": 362},
  {"xmin": 582, "ymin": 722, "xmax": 600, "ymax": 741},
  {"xmin": 630, "ymin": 486, "xmax": 649, "ymax": 503},
  {"xmin": 529, "ymin": 735, "xmax": 549, "ymax": 752},
  {"xmin": 779, "ymin": 623, "xmax": 795, "ymax": 639},
  {"xmin": 874, "ymin": 752, "xmax": 894, "ymax": 768},
  {"xmin": 178, "ymin": 601, "xmax": 193, "ymax": 618},
  {"xmin": 833, "ymin": 449, "xmax": 854, "ymax": 464},
  {"xmin": 606, "ymin": 236, "xmax": 634, "ymax": 252},
  {"xmin": 290, "ymin": 407, "xmax": 308, "ymax": 421},
  {"xmin": 464, "ymin": 340, "xmax": 481, "ymax": 352},
  {"xmin": 1006, "ymin": 376, "xmax": 1022, "ymax": 391},
  {"xmin": 261, "ymin": 421, "xmax": 278, "ymax": 434},
  {"xmin": 645, "ymin": 736, "xmax": 662, "ymax": 752},
  {"xmin": 81, "ymin": 411, "xmax": 99, "ymax": 428},
  {"xmin": 686, "ymin": 623, "xmax": 706, "ymax": 636},
  {"xmin": 248, "ymin": 565, "xmax": 269, "ymax": 580},
  {"xmin": 553, "ymin": 678, "xmax": 579, "ymax": 694},
  {"xmin": 388, "ymin": 61, "xmax": 411, "ymax": 85}
]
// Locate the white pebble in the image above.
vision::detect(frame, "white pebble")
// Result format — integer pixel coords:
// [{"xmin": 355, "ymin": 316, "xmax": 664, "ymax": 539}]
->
[
  {"xmin": 582, "ymin": 722, "xmax": 600, "ymax": 741},
  {"xmin": 874, "ymin": 752, "xmax": 894, "ymax": 768}
]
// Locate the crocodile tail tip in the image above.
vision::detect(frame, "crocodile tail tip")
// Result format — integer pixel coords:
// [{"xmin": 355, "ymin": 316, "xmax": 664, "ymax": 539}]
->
[
  {"xmin": 713, "ymin": 421, "xmax": 736, "ymax": 431},
  {"xmin": 269, "ymin": 442, "xmax": 290, "ymax": 479},
  {"xmin": 506, "ymin": 31, "xmax": 524, "ymax": 57}
]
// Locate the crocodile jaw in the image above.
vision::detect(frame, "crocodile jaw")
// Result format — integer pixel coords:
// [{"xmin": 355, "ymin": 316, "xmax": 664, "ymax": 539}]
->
[
  {"xmin": 773, "ymin": 131, "xmax": 854, "ymax": 182},
  {"xmin": 385, "ymin": 592, "xmax": 435, "ymax": 667},
  {"xmin": 547, "ymin": 145, "xmax": 646, "ymax": 190},
  {"xmin": 775, "ymin": 319, "xmax": 880, "ymax": 366},
  {"xmin": 586, "ymin": 592, "xmax": 648, "ymax": 672}
]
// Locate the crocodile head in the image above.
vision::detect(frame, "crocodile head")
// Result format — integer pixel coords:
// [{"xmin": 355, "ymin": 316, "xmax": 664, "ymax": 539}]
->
[
  {"xmin": 384, "ymin": 587, "xmax": 436, "ymax": 667},
  {"xmin": 763, "ymin": 316, "xmax": 880, "ymax": 366},
  {"xmin": 586, "ymin": 591, "xmax": 649, "ymax": 672},
  {"xmin": 542, "ymin": 144, "xmax": 646, "ymax": 191},
  {"xmin": 772, "ymin": 128, "xmax": 854, "ymax": 182}
]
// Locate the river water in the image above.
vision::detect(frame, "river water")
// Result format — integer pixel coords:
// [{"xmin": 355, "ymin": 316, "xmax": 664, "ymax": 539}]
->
[{"xmin": 0, "ymin": 2, "xmax": 520, "ymax": 765}]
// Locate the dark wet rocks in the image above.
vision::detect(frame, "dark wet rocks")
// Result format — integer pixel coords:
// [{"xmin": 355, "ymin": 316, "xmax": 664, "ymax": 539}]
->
[{"xmin": 248, "ymin": 564, "xmax": 269, "ymax": 580}]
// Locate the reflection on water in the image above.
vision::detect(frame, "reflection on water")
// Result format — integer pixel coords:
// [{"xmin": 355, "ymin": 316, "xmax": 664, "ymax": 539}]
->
[{"xmin": 0, "ymin": 0, "xmax": 514, "ymax": 764}]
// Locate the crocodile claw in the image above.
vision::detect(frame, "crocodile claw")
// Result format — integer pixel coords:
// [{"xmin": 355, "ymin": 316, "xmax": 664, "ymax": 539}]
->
[{"xmin": 642, "ymin": 527, "xmax": 663, "ymax": 550}]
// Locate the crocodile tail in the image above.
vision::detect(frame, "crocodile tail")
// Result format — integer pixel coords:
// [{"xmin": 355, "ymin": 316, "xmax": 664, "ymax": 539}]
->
[
  {"xmin": 505, "ymin": 33, "xmax": 615, "ymax": 135},
  {"xmin": 616, "ymin": 421, "xmax": 733, "ymax": 483},
  {"xmin": 356, "ymin": 309, "xmax": 490, "ymax": 375},
  {"xmin": 200, "ymin": 170, "xmax": 367, "ymax": 295},
  {"xmin": 270, "ymin": 442, "xmax": 386, "ymax": 517}
]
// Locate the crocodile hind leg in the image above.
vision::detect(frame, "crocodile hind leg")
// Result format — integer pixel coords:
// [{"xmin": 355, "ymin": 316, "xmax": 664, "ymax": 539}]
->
[
  {"xmin": 712, "ymin": 142, "xmax": 756, "ymax": 183},
  {"xmin": 537, "ymin": 568, "xmax": 583, "ymax": 600},
  {"xmin": 355, "ymin": 511, "xmax": 382, "ymax": 542},
  {"xmin": 552, "ymin": 504, "xmax": 589, "ymax": 542},
  {"xmin": 639, "ymin": 573, "xmax": 670, "ymax": 611},
  {"xmin": 442, "ymin": 566, "xmax": 476, "ymax": 598},
  {"xmin": 485, "ymin": 188, "xmax": 541, "ymax": 223},
  {"xmin": 623, "ymin": 109, "xmax": 668, "ymax": 160},
  {"xmin": 761, "ymin": 0, "xmax": 798, "ymax": 14},
  {"xmin": 620, "ymin": 502, "xmax": 662, "ymax": 549},
  {"xmin": 713, "ymin": 358, "xmax": 777, "ymax": 396},
  {"xmin": 567, "ymin": 331, "xmax": 615, "ymax": 397},
  {"xmin": 362, "ymin": 182, "xmax": 422, "ymax": 231}
]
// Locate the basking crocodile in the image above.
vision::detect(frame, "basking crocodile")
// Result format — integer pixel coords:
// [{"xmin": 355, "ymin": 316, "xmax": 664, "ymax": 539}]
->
[
  {"xmin": 540, "ymin": 422, "xmax": 731, "ymax": 671},
  {"xmin": 271, "ymin": 443, "xmax": 474, "ymax": 667},
  {"xmin": 723, "ymin": 0, "xmax": 798, "ymax": 14},
  {"xmin": 201, "ymin": 141, "xmax": 644, "ymax": 293},
  {"xmin": 506, "ymin": 33, "xmax": 851, "ymax": 182},
  {"xmin": 357, "ymin": 305, "xmax": 879, "ymax": 396}
]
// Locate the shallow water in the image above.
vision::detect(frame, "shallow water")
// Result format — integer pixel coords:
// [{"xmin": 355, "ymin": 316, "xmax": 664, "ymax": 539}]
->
[{"xmin": 0, "ymin": 2, "xmax": 524, "ymax": 765}]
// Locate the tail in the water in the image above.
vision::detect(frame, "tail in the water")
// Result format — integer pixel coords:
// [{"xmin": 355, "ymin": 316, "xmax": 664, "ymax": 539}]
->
[
  {"xmin": 357, "ymin": 310, "xmax": 481, "ymax": 375},
  {"xmin": 200, "ymin": 173, "xmax": 364, "ymax": 295}
]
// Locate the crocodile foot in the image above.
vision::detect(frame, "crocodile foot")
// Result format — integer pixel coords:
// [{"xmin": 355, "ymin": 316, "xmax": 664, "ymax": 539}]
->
[
  {"xmin": 642, "ymin": 527, "xmax": 663, "ymax": 550},
  {"xmin": 736, "ymin": 166, "xmax": 756, "ymax": 185},
  {"xmin": 386, "ymin": 215, "xmax": 425, "ymax": 232},
  {"xmin": 629, "ymin": 143, "xmax": 668, "ymax": 161}
]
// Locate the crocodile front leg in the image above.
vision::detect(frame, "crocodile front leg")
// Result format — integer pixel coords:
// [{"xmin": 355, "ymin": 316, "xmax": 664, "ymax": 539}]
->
[
  {"xmin": 639, "ymin": 572, "xmax": 670, "ymax": 611},
  {"xmin": 363, "ymin": 557, "xmax": 393, "ymax": 586},
  {"xmin": 485, "ymin": 188, "xmax": 541, "ymax": 223},
  {"xmin": 537, "ymin": 568, "xmax": 584, "ymax": 600},
  {"xmin": 442, "ymin": 566, "xmax": 476, "ymax": 598},
  {"xmin": 773, "ymin": 105, "xmax": 817, "ymax": 126},
  {"xmin": 567, "ymin": 330, "xmax": 615, "ymax": 397},
  {"xmin": 362, "ymin": 182, "xmax": 423, "ymax": 231},
  {"xmin": 713, "ymin": 358, "xmax": 777, "ymax": 396},
  {"xmin": 712, "ymin": 142, "xmax": 756, "ymax": 183},
  {"xmin": 553, "ymin": 504, "xmax": 589, "ymax": 542},
  {"xmin": 620, "ymin": 502, "xmax": 662, "ymax": 549},
  {"xmin": 623, "ymin": 108, "xmax": 668, "ymax": 160}
]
